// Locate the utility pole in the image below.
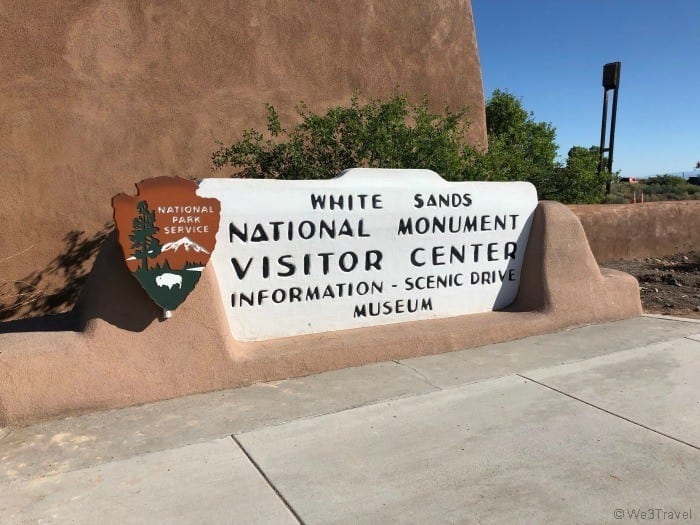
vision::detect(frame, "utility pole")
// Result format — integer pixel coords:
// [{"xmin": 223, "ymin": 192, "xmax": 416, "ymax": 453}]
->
[{"xmin": 598, "ymin": 62, "xmax": 621, "ymax": 194}]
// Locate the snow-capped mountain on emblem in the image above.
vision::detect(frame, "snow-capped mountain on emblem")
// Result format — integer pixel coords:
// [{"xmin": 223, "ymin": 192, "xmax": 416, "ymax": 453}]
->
[{"xmin": 161, "ymin": 237, "xmax": 211, "ymax": 254}]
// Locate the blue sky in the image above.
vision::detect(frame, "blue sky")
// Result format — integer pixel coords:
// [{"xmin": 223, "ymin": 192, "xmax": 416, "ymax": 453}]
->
[{"xmin": 472, "ymin": 1, "xmax": 700, "ymax": 177}]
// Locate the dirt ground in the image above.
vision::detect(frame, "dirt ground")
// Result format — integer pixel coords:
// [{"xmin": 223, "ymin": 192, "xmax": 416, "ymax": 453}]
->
[{"xmin": 605, "ymin": 251, "xmax": 700, "ymax": 319}]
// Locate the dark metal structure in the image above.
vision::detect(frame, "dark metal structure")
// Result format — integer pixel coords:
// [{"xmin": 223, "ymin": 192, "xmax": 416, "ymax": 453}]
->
[{"xmin": 598, "ymin": 61, "xmax": 621, "ymax": 193}]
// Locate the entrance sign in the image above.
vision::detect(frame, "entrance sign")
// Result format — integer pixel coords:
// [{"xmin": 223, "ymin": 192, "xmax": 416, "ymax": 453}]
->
[
  {"xmin": 198, "ymin": 169, "xmax": 537, "ymax": 341},
  {"xmin": 113, "ymin": 177, "xmax": 221, "ymax": 312}
]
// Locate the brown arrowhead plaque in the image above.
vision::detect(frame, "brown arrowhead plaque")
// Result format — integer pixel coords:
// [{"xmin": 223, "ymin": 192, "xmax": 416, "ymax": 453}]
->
[{"xmin": 112, "ymin": 177, "xmax": 221, "ymax": 312}]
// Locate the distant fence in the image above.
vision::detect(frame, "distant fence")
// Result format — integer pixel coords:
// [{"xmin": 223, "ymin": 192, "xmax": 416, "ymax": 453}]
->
[{"xmin": 569, "ymin": 201, "xmax": 700, "ymax": 262}]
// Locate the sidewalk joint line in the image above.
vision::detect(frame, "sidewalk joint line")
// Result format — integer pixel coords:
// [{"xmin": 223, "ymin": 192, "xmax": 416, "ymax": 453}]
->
[
  {"xmin": 518, "ymin": 374, "xmax": 700, "ymax": 453},
  {"xmin": 392, "ymin": 360, "xmax": 443, "ymax": 391},
  {"xmin": 231, "ymin": 435, "xmax": 305, "ymax": 525}
]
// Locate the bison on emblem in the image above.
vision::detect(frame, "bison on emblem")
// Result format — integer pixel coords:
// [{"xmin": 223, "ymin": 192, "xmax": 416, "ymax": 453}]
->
[{"xmin": 155, "ymin": 273, "xmax": 183, "ymax": 290}]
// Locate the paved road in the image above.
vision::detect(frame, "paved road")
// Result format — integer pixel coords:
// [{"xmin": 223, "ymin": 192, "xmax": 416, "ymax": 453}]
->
[{"xmin": 1, "ymin": 315, "xmax": 699, "ymax": 524}]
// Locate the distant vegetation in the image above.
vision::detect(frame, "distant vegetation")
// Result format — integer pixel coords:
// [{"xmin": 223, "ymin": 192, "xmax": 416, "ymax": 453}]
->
[
  {"xmin": 213, "ymin": 90, "xmax": 690, "ymax": 205},
  {"xmin": 606, "ymin": 175, "xmax": 699, "ymax": 204}
]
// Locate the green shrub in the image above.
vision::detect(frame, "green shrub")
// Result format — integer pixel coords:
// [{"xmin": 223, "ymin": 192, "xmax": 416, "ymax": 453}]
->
[
  {"xmin": 212, "ymin": 94, "xmax": 479, "ymax": 181},
  {"xmin": 604, "ymin": 195, "xmax": 627, "ymax": 204},
  {"xmin": 479, "ymin": 89, "xmax": 557, "ymax": 185},
  {"xmin": 213, "ymin": 92, "xmax": 612, "ymax": 204},
  {"xmin": 550, "ymin": 146, "xmax": 610, "ymax": 204}
]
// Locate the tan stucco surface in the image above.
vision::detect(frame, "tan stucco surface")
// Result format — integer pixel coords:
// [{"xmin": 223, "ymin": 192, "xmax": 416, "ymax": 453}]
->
[
  {"xmin": 570, "ymin": 201, "xmax": 700, "ymax": 262},
  {"xmin": 0, "ymin": 0, "xmax": 486, "ymax": 321},
  {"xmin": 0, "ymin": 202, "xmax": 642, "ymax": 426}
]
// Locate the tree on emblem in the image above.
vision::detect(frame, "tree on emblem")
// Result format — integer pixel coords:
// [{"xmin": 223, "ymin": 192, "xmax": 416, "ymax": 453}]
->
[{"xmin": 129, "ymin": 200, "xmax": 162, "ymax": 271}]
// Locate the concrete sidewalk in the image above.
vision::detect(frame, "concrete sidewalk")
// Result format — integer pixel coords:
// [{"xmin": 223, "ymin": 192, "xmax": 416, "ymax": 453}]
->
[{"xmin": 1, "ymin": 315, "xmax": 699, "ymax": 524}]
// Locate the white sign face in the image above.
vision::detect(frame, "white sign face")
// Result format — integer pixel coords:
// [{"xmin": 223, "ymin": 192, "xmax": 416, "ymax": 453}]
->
[{"xmin": 198, "ymin": 170, "xmax": 537, "ymax": 341}]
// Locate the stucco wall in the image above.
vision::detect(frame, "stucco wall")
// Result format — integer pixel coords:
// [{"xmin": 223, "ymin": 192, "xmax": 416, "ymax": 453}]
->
[
  {"xmin": 0, "ymin": 0, "xmax": 486, "ymax": 320},
  {"xmin": 570, "ymin": 201, "xmax": 700, "ymax": 263},
  {"xmin": 0, "ymin": 202, "xmax": 641, "ymax": 426}
]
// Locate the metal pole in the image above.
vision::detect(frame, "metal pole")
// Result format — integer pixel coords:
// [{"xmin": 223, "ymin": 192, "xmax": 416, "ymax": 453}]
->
[
  {"xmin": 608, "ymin": 85, "xmax": 619, "ymax": 174},
  {"xmin": 598, "ymin": 89, "xmax": 609, "ymax": 177}
]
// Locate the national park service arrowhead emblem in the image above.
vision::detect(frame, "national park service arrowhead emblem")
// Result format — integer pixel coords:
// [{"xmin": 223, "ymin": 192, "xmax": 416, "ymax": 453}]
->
[{"xmin": 112, "ymin": 177, "xmax": 221, "ymax": 312}]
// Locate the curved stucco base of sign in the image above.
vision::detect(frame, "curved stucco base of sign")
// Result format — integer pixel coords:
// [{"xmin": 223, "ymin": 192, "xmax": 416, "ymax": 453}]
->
[{"xmin": 0, "ymin": 202, "xmax": 642, "ymax": 426}]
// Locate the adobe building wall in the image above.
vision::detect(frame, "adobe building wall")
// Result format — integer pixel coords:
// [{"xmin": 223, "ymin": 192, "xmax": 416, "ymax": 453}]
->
[
  {"xmin": 570, "ymin": 201, "xmax": 700, "ymax": 263},
  {"xmin": 0, "ymin": 0, "xmax": 486, "ymax": 320}
]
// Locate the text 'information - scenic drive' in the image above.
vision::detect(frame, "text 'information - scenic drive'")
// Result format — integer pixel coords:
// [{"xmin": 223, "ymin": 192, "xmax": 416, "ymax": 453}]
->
[{"xmin": 198, "ymin": 169, "xmax": 538, "ymax": 341}]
